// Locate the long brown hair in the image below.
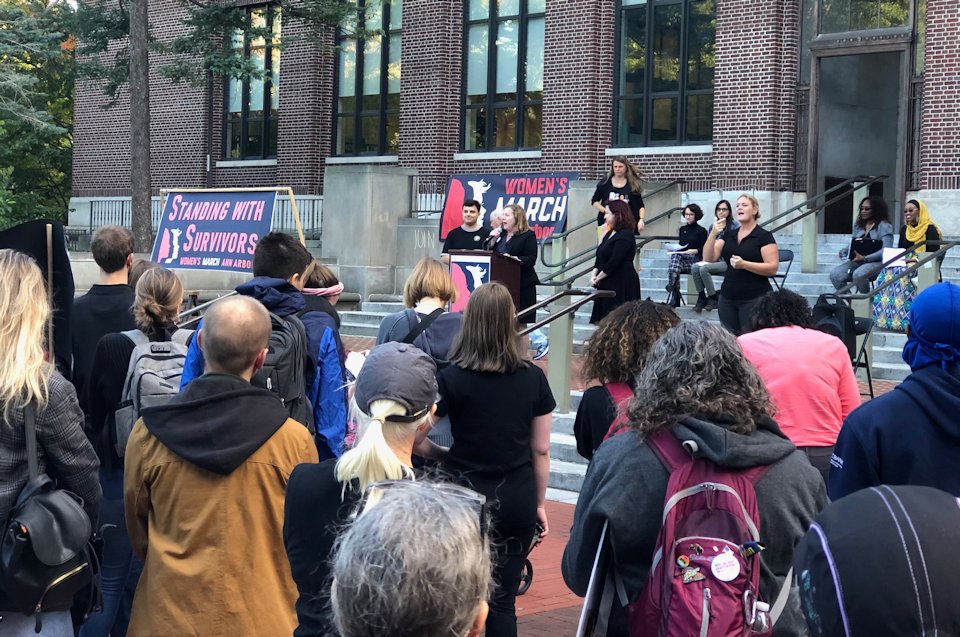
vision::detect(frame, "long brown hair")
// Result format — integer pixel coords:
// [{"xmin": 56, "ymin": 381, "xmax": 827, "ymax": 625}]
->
[
  {"xmin": 448, "ymin": 282, "xmax": 526, "ymax": 373},
  {"xmin": 609, "ymin": 155, "xmax": 645, "ymax": 195}
]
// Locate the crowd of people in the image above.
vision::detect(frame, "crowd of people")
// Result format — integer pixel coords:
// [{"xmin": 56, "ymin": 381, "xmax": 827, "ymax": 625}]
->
[{"xmin": 1, "ymin": 168, "xmax": 958, "ymax": 637}]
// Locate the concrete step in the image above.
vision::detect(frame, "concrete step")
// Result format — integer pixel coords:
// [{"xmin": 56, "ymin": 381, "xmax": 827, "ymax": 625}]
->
[
  {"xmin": 339, "ymin": 322, "xmax": 380, "ymax": 338},
  {"xmin": 553, "ymin": 411, "xmax": 576, "ymax": 434},
  {"xmin": 872, "ymin": 346, "xmax": 907, "ymax": 366},
  {"xmin": 872, "ymin": 362, "xmax": 911, "ymax": 381},
  {"xmin": 338, "ymin": 310, "xmax": 392, "ymax": 327},
  {"xmin": 549, "ymin": 459, "xmax": 587, "ymax": 492},
  {"xmin": 550, "ymin": 432, "xmax": 586, "ymax": 465}
]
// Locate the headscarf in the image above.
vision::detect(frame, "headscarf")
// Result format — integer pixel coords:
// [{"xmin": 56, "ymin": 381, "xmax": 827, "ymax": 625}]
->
[
  {"xmin": 901, "ymin": 282, "xmax": 960, "ymax": 371},
  {"xmin": 904, "ymin": 199, "xmax": 941, "ymax": 253},
  {"xmin": 794, "ymin": 485, "xmax": 960, "ymax": 637},
  {"xmin": 303, "ymin": 282, "xmax": 344, "ymax": 298}
]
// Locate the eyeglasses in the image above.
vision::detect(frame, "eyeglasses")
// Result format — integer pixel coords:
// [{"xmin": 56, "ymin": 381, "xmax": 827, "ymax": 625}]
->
[
  {"xmin": 717, "ymin": 207, "xmax": 730, "ymax": 212},
  {"xmin": 357, "ymin": 480, "xmax": 489, "ymax": 539}
]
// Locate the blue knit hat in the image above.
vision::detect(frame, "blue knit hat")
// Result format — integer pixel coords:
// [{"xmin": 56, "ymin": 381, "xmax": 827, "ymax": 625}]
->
[{"xmin": 902, "ymin": 282, "xmax": 960, "ymax": 371}]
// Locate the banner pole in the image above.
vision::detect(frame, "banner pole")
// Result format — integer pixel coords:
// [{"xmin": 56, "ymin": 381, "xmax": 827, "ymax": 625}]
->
[
  {"xmin": 46, "ymin": 223, "xmax": 54, "ymax": 355},
  {"xmin": 287, "ymin": 187, "xmax": 306, "ymax": 246}
]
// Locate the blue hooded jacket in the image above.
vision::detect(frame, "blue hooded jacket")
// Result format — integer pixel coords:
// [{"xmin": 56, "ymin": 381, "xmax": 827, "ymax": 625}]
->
[{"xmin": 181, "ymin": 278, "xmax": 347, "ymax": 459}]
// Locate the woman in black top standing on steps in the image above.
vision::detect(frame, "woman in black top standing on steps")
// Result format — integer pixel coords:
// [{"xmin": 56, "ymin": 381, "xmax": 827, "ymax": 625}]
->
[
  {"xmin": 591, "ymin": 156, "xmax": 646, "ymax": 234},
  {"xmin": 702, "ymin": 194, "xmax": 779, "ymax": 335},
  {"xmin": 82, "ymin": 266, "xmax": 188, "ymax": 637},
  {"xmin": 589, "ymin": 200, "xmax": 641, "ymax": 324}
]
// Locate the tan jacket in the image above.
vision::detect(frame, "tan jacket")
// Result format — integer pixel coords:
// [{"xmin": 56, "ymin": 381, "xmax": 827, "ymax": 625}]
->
[{"xmin": 124, "ymin": 417, "xmax": 318, "ymax": 636}]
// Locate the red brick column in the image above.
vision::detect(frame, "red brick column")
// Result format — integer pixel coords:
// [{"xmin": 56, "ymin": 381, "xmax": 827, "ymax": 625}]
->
[{"xmin": 920, "ymin": 0, "xmax": 960, "ymax": 190}]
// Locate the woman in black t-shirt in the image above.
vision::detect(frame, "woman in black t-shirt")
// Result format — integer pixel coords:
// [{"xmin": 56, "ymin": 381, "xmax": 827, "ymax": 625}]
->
[
  {"xmin": 591, "ymin": 155, "xmax": 646, "ymax": 233},
  {"xmin": 436, "ymin": 282, "xmax": 555, "ymax": 637},
  {"xmin": 702, "ymin": 194, "xmax": 779, "ymax": 335}
]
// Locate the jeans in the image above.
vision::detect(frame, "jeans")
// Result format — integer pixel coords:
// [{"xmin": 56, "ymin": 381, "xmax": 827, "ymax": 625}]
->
[
  {"xmin": 717, "ymin": 297, "xmax": 760, "ymax": 335},
  {"xmin": 79, "ymin": 469, "xmax": 142, "ymax": 637},
  {"xmin": 485, "ymin": 527, "xmax": 536, "ymax": 637},
  {"xmin": 529, "ymin": 329, "xmax": 547, "ymax": 349},
  {"xmin": 829, "ymin": 260, "xmax": 882, "ymax": 293},
  {"xmin": 690, "ymin": 261, "xmax": 727, "ymax": 296}
]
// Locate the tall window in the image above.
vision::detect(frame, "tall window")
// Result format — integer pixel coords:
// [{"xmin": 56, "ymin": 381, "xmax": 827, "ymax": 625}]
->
[
  {"xmin": 335, "ymin": 0, "xmax": 401, "ymax": 155},
  {"xmin": 225, "ymin": 5, "xmax": 281, "ymax": 160},
  {"xmin": 616, "ymin": 0, "xmax": 715, "ymax": 147},
  {"xmin": 463, "ymin": 0, "xmax": 544, "ymax": 151}
]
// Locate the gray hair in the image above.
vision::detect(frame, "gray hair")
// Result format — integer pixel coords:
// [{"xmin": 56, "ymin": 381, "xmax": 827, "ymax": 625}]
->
[
  {"xmin": 627, "ymin": 321, "xmax": 773, "ymax": 436},
  {"xmin": 331, "ymin": 481, "xmax": 491, "ymax": 637}
]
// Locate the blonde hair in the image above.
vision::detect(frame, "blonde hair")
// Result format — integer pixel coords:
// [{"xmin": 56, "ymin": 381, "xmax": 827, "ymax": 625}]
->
[
  {"xmin": 739, "ymin": 193, "xmax": 761, "ymax": 220},
  {"xmin": 334, "ymin": 399, "xmax": 428, "ymax": 492},
  {"xmin": 403, "ymin": 258, "xmax": 457, "ymax": 307},
  {"xmin": 609, "ymin": 155, "xmax": 645, "ymax": 194},
  {"xmin": 133, "ymin": 267, "xmax": 183, "ymax": 333},
  {"xmin": 504, "ymin": 203, "xmax": 531, "ymax": 234},
  {"xmin": 0, "ymin": 249, "xmax": 53, "ymax": 417}
]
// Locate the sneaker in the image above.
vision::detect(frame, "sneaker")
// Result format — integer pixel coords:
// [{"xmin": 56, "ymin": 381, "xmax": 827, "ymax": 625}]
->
[
  {"xmin": 704, "ymin": 293, "xmax": 719, "ymax": 311},
  {"xmin": 693, "ymin": 291, "xmax": 708, "ymax": 313},
  {"xmin": 533, "ymin": 341, "xmax": 549, "ymax": 361}
]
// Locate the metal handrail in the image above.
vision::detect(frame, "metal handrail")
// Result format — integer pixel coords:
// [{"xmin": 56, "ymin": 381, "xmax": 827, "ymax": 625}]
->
[
  {"xmin": 516, "ymin": 288, "xmax": 615, "ymax": 336},
  {"xmin": 761, "ymin": 175, "xmax": 888, "ymax": 234},
  {"xmin": 828, "ymin": 239, "xmax": 956, "ymax": 302},
  {"xmin": 178, "ymin": 291, "xmax": 238, "ymax": 329},
  {"xmin": 539, "ymin": 234, "xmax": 678, "ymax": 286}
]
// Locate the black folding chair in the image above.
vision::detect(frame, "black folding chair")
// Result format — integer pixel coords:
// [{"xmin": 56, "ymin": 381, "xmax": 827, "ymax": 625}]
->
[{"xmin": 769, "ymin": 249, "xmax": 794, "ymax": 290}]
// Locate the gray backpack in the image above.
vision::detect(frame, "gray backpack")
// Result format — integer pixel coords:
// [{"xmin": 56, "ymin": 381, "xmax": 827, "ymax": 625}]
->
[{"xmin": 113, "ymin": 329, "xmax": 193, "ymax": 457}]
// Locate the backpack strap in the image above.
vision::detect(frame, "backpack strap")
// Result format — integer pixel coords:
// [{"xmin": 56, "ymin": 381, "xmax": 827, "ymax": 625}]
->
[
  {"xmin": 601, "ymin": 382, "xmax": 633, "ymax": 441},
  {"xmin": 24, "ymin": 401, "xmax": 39, "ymax": 480},
  {"xmin": 770, "ymin": 566, "xmax": 794, "ymax": 626},
  {"xmin": 171, "ymin": 328, "xmax": 194, "ymax": 347},
  {"xmin": 646, "ymin": 429, "xmax": 694, "ymax": 473},
  {"xmin": 401, "ymin": 308, "xmax": 444, "ymax": 344},
  {"xmin": 122, "ymin": 329, "xmax": 150, "ymax": 347}
]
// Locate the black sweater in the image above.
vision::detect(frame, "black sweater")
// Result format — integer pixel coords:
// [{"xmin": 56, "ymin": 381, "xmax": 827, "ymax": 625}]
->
[
  {"xmin": 72, "ymin": 284, "xmax": 135, "ymax": 414},
  {"xmin": 679, "ymin": 223, "xmax": 709, "ymax": 259}
]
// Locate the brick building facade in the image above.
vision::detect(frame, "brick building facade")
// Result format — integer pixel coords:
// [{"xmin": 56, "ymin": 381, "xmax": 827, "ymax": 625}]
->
[{"xmin": 72, "ymin": 0, "xmax": 959, "ymax": 233}]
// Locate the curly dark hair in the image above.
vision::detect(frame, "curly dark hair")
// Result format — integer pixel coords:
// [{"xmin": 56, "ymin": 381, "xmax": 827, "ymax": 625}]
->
[
  {"xmin": 628, "ymin": 322, "xmax": 774, "ymax": 437},
  {"xmin": 580, "ymin": 300, "xmax": 680, "ymax": 384},
  {"xmin": 749, "ymin": 289, "xmax": 815, "ymax": 332}
]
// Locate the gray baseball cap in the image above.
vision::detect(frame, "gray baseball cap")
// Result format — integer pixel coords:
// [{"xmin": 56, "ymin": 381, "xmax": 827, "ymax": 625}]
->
[{"xmin": 354, "ymin": 342, "xmax": 438, "ymax": 422}]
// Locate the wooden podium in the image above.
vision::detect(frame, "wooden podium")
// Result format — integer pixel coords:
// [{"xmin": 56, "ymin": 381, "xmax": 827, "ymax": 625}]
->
[{"xmin": 448, "ymin": 250, "xmax": 521, "ymax": 312}]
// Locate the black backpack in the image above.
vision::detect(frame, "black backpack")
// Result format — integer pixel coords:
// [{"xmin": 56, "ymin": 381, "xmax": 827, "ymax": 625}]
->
[
  {"xmin": 813, "ymin": 294, "xmax": 857, "ymax": 358},
  {"xmin": 251, "ymin": 311, "xmax": 315, "ymax": 432},
  {"xmin": 0, "ymin": 402, "xmax": 98, "ymax": 631}
]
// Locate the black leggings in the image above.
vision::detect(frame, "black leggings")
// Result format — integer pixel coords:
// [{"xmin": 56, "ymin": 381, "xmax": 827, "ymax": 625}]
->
[
  {"xmin": 485, "ymin": 526, "xmax": 536, "ymax": 637},
  {"xmin": 717, "ymin": 296, "xmax": 761, "ymax": 335}
]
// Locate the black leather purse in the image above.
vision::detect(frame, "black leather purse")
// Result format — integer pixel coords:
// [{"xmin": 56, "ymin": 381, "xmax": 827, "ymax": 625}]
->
[{"xmin": 0, "ymin": 401, "xmax": 95, "ymax": 631}]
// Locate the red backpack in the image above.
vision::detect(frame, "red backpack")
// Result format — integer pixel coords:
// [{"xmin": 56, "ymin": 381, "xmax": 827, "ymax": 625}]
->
[
  {"xmin": 601, "ymin": 382, "xmax": 633, "ymax": 441},
  {"xmin": 626, "ymin": 431, "xmax": 791, "ymax": 637}
]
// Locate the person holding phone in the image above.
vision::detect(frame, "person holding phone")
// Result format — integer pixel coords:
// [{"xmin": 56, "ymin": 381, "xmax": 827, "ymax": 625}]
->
[{"xmin": 829, "ymin": 196, "xmax": 894, "ymax": 293}]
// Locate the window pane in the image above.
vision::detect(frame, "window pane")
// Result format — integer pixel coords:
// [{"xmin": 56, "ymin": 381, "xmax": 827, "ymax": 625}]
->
[
  {"xmin": 496, "ymin": 19, "xmax": 519, "ymax": 100},
  {"xmin": 338, "ymin": 116, "xmax": 356, "ymax": 154},
  {"xmin": 249, "ymin": 47, "xmax": 266, "ymax": 113},
  {"xmin": 338, "ymin": 95, "xmax": 356, "ymax": 115},
  {"xmin": 618, "ymin": 99, "xmax": 644, "ymax": 146},
  {"xmin": 651, "ymin": 4, "xmax": 681, "ymax": 92},
  {"xmin": 227, "ymin": 77, "xmax": 243, "ymax": 114},
  {"xmin": 363, "ymin": 35, "xmax": 382, "ymax": 96},
  {"xmin": 687, "ymin": 0, "xmax": 715, "ymax": 90},
  {"xmin": 528, "ymin": 0, "xmax": 545, "ymax": 13},
  {"xmin": 850, "ymin": 0, "xmax": 877, "ymax": 30},
  {"xmin": 389, "ymin": 0, "xmax": 402, "ymax": 30},
  {"xmin": 270, "ymin": 53, "xmax": 279, "ymax": 113},
  {"xmin": 620, "ymin": 7, "xmax": 646, "ymax": 96},
  {"xmin": 245, "ymin": 118, "xmax": 263, "ymax": 157},
  {"xmin": 685, "ymin": 94, "xmax": 713, "ymax": 142},
  {"xmin": 364, "ymin": 2, "xmax": 382, "ymax": 31},
  {"xmin": 498, "ymin": 0, "xmax": 519, "ymax": 16},
  {"xmin": 339, "ymin": 39, "xmax": 356, "ymax": 99},
  {"xmin": 801, "ymin": 0, "xmax": 815, "ymax": 80},
  {"xmin": 820, "ymin": 0, "xmax": 851, "ymax": 33},
  {"xmin": 466, "ymin": 25, "xmax": 488, "ymax": 103},
  {"xmin": 386, "ymin": 92, "xmax": 400, "ymax": 110},
  {"xmin": 227, "ymin": 118, "xmax": 243, "ymax": 158},
  {"xmin": 523, "ymin": 104, "xmax": 541, "ymax": 148},
  {"xmin": 386, "ymin": 111, "xmax": 399, "ymax": 152},
  {"xmin": 468, "ymin": 0, "xmax": 490, "ymax": 20},
  {"xmin": 879, "ymin": 0, "xmax": 909, "ymax": 28},
  {"xmin": 272, "ymin": 6, "xmax": 282, "ymax": 42},
  {"xmin": 622, "ymin": 0, "xmax": 646, "ymax": 5},
  {"xmin": 915, "ymin": 0, "xmax": 926, "ymax": 75},
  {"xmin": 360, "ymin": 116, "xmax": 380, "ymax": 152},
  {"xmin": 525, "ymin": 17, "xmax": 544, "ymax": 99},
  {"xmin": 266, "ymin": 118, "xmax": 278, "ymax": 157},
  {"xmin": 250, "ymin": 7, "xmax": 266, "ymax": 47},
  {"xmin": 388, "ymin": 34, "xmax": 401, "ymax": 95},
  {"xmin": 494, "ymin": 106, "xmax": 517, "ymax": 148},
  {"xmin": 464, "ymin": 107, "xmax": 486, "ymax": 150},
  {"xmin": 650, "ymin": 97, "xmax": 677, "ymax": 142}
]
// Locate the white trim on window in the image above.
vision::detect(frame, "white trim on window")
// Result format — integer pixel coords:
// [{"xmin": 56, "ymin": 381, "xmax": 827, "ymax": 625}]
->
[
  {"xmin": 453, "ymin": 150, "xmax": 543, "ymax": 161},
  {"xmin": 215, "ymin": 159, "xmax": 279, "ymax": 168},
  {"xmin": 605, "ymin": 146, "xmax": 712, "ymax": 156},
  {"xmin": 325, "ymin": 155, "xmax": 399, "ymax": 165}
]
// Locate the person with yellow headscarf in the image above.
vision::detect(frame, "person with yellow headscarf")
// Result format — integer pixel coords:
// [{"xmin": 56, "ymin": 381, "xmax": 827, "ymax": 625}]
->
[{"xmin": 899, "ymin": 199, "xmax": 942, "ymax": 254}]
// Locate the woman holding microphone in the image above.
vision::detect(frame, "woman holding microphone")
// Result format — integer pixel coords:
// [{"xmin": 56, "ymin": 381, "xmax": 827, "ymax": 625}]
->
[{"xmin": 702, "ymin": 194, "xmax": 779, "ymax": 335}]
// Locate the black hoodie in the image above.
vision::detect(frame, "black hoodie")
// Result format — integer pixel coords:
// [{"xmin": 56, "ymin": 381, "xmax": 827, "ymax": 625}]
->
[{"xmin": 140, "ymin": 373, "xmax": 290, "ymax": 475}]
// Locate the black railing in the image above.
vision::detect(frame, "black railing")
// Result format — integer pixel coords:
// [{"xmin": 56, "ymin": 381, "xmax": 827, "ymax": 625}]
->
[
  {"xmin": 516, "ymin": 288, "xmax": 615, "ymax": 336},
  {"xmin": 761, "ymin": 175, "xmax": 888, "ymax": 235},
  {"xmin": 829, "ymin": 239, "xmax": 957, "ymax": 303}
]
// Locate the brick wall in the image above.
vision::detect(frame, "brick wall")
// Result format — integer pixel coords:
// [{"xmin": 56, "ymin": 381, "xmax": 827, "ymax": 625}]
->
[{"xmin": 920, "ymin": 0, "xmax": 960, "ymax": 190}]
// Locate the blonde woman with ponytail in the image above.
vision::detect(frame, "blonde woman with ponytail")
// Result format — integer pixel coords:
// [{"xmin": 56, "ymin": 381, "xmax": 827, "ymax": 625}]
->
[
  {"xmin": 81, "ymin": 265, "xmax": 187, "ymax": 637},
  {"xmin": 284, "ymin": 342, "xmax": 445, "ymax": 637},
  {"xmin": 0, "ymin": 249, "xmax": 100, "ymax": 637}
]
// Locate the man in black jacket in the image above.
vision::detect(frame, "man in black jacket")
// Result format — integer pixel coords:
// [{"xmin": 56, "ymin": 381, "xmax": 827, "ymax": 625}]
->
[{"xmin": 71, "ymin": 225, "xmax": 135, "ymax": 412}]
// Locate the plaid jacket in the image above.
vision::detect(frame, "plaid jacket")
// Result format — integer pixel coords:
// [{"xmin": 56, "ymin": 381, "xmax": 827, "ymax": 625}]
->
[{"xmin": 0, "ymin": 371, "xmax": 101, "ymax": 525}]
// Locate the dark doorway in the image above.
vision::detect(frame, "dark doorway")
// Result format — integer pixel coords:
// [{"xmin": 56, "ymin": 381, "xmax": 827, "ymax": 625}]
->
[
  {"xmin": 823, "ymin": 177, "xmax": 885, "ymax": 234},
  {"xmin": 816, "ymin": 51, "xmax": 903, "ymax": 234}
]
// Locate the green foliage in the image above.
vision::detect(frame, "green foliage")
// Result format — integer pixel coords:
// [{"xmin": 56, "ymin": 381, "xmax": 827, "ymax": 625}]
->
[{"xmin": 0, "ymin": 0, "xmax": 75, "ymax": 228}]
